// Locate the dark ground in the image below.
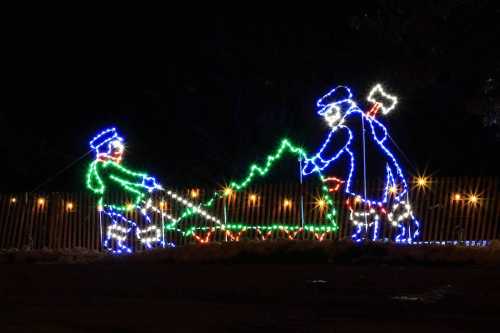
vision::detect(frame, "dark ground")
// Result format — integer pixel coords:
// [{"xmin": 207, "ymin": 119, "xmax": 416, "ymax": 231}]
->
[{"xmin": 1, "ymin": 263, "xmax": 500, "ymax": 332}]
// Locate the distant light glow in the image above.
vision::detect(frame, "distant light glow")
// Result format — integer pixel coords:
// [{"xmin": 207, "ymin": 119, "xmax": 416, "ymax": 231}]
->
[
  {"xmin": 249, "ymin": 194, "xmax": 258, "ymax": 204},
  {"xmin": 283, "ymin": 199, "xmax": 292, "ymax": 208},
  {"xmin": 414, "ymin": 176, "xmax": 430, "ymax": 190},
  {"xmin": 468, "ymin": 193, "xmax": 480, "ymax": 206},
  {"xmin": 190, "ymin": 189, "xmax": 200, "ymax": 199}
]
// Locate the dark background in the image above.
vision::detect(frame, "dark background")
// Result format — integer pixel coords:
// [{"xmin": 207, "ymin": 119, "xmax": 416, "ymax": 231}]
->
[{"xmin": 1, "ymin": 1, "xmax": 499, "ymax": 192}]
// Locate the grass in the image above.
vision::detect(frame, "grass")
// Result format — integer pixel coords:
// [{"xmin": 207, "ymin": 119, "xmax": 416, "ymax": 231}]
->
[{"xmin": 1, "ymin": 240, "xmax": 499, "ymax": 266}]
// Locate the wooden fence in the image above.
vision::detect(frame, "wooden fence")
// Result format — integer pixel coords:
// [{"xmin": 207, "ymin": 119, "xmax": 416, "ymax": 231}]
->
[{"xmin": 0, "ymin": 177, "xmax": 498, "ymax": 250}]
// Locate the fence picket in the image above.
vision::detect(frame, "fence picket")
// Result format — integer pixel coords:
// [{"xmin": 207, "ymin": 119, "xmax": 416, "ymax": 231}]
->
[{"xmin": 0, "ymin": 177, "xmax": 498, "ymax": 249}]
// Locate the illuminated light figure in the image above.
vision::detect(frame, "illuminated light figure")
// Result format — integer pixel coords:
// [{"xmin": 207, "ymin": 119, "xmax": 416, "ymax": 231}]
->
[
  {"xmin": 86, "ymin": 127, "xmax": 220, "ymax": 253},
  {"xmin": 172, "ymin": 138, "xmax": 338, "ymax": 243},
  {"xmin": 323, "ymin": 177, "xmax": 345, "ymax": 192},
  {"xmin": 387, "ymin": 201, "xmax": 416, "ymax": 243},
  {"xmin": 86, "ymin": 127, "xmax": 167, "ymax": 253},
  {"xmin": 302, "ymin": 85, "xmax": 419, "ymax": 243},
  {"xmin": 86, "ymin": 129, "xmax": 172, "ymax": 252},
  {"xmin": 366, "ymin": 84, "xmax": 398, "ymax": 117}
]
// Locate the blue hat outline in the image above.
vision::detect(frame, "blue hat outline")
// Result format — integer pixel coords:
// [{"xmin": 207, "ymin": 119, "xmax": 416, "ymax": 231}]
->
[
  {"xmin": 316, "ymin": 85, "xmax": 357, "ymax": 116},
  {"xmin": 89, "ymin": 127, "xmax": 124, "ymax": 155}
]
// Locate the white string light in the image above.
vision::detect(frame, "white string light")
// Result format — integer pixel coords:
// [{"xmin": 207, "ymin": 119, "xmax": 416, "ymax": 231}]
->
[
  {"xmin": 367, "ymin": 84, "xmax": 398, "ymax": 115},
  {"xmin": 303, "ymin": 84, "xmax": 420, "ymax": 243}
]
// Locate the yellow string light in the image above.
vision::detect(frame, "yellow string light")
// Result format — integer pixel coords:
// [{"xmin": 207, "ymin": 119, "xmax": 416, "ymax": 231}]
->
[
  {"xmin": 469, "ymin": 195, "xmax": 478, "ymax": 204},
  {"xmin": 249, "ymin": 194, "xmax": 258, "ymax": 204},
  {"xmin": 223, "ymin": 187, "xmax": 233, "ymax": 196},
  {"xmin": 416, "ymin": 176, "xmax": 430, "ymax": 190},
  {"xmin": 412, "ymin": 173, "xmax": 432, "ymax": 191},
  {"xmin": 315, "ymin": 198, "xmax": 327, "ymax": 210},
  {"xmin": 467, "ymin": 193, "xmax": 480, "ymax": 206},
  {"xmin": 283, "ymin": 199, "xmax": 292, "ymax": 208}
]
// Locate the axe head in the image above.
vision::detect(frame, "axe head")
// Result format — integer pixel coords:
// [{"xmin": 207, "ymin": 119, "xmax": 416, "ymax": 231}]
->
[{"xmin": 367, "ymin": 84, "xmax": 398, "ymax": 115}]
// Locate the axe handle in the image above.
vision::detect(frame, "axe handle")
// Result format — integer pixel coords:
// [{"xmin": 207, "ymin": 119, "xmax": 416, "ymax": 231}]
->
[{"xmin": 367, "ymin": 102, "xmax": 382, "ymax": 118}]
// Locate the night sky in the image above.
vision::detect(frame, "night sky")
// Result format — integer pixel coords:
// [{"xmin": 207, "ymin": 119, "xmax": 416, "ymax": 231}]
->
[{"xmin": 2, "ymin": 1, "xmax": 499, "ymax": 192}]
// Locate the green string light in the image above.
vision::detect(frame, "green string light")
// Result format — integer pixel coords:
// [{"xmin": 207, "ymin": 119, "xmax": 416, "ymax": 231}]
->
[
  {"xmin": 86, "ymin": 159, "xmax": 151, "ymax": 211},
  {"xmin": 87, "ymin": 137, "xmax": 339, "ymax": 241},
  {"xmin": 171, "ymin": 138, "xmax": 338, "ymax": 236},
  {"xmin": 228, "ymin": 138, "xmax": 306, "ymax": 190}
]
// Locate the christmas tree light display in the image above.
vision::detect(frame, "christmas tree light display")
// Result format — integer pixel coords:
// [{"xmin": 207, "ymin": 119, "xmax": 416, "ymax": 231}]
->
[
  {"xmin": 164, "ymin": 138, "xmax": 338, "ymax": 243},
  {"xmin": 302, "ymin": 84, "xmax": 420, "ymax": 243}
]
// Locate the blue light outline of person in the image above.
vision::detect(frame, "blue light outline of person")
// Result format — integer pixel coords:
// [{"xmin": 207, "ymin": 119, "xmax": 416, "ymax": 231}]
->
[{"xmin": 301, "ymin": 85, "xmax": 409, "ymax": 205}]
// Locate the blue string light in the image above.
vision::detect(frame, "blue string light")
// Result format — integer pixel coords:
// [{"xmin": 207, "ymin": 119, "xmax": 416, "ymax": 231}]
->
[
  {"xmin": 102, "ymin": 207, "xmax": 136, "ymax": 254},
  {"xmin": 302, "ymin": 84, "xmax": 420, "ymax": 243},
  {"xmin": 87, "ymin": 85, "xmax": 420, "ymax": 250}
]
